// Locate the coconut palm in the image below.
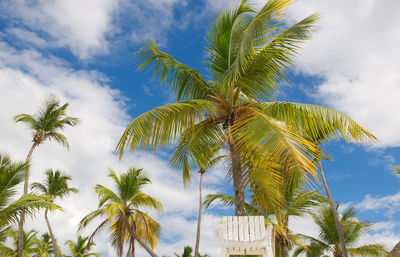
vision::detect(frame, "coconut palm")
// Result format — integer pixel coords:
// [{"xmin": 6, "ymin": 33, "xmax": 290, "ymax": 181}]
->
[
  {"xmin": 34, "ymin": 233, "xmax": 54, "ymax": 257},
  {"xmin": 31, "ymin": 169, "xmax": 79, "ymax": 257},
  {"xmin": 116, "ymin": 0, "xmax": 376, "ymax": 221},
  {"xmin": 0, "ymin": 154, "xmax": 57, "ymax": 234},
  {"xmin": 65, "ymin": 235, "xmax": 100, "ymax": 257},
  {"xmin": 293, "ymin": 204, "xmax": 388, "ymax": 257},
  {"xmin": 204, "ymin": 170, "xmax": 325, "ymax": 257},
  {"xmin": 79, "ymin": 167, "xmax": 163, "ymax": 257},
  {"xmin": 1, "ymin": 229, "xmax": 41, "ymax": 257},
  {"xmin": 14, "ymin": 95, "xmax": 79, "ymax": 257}
]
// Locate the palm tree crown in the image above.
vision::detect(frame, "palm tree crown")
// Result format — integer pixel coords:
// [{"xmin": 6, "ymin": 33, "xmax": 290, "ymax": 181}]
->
[
  {"xmin": 116, "ymin": 0, "xmax": 376, "ymax": 216},
  {"xmin": 294, "ymin": 204, "xmax": 388, "ymax": 257},
  {"xmin": 14, "ymin": 96, "xmax": 79, "ymax": 148},
  {"xmin": 65, "ymin": 235, "xmax": 100, "ymax": 257},
  {"xmin": 80, "ymin": 167, "xmax": 163, "ymax": 257},
  {"xmin": 31, "ymin": 169, "xmax": 78, "ymax": 200}
]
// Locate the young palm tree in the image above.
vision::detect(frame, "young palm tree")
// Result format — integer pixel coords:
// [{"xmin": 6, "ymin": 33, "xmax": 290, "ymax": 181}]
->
[
  {"xmin": 34, "ymin": 233, "xmax": 54, "ymax": 257},
  {"xmin": 65, "ymin": 235, "xmax": 100, "ymax": 257},
  {"xmin": 31, "ymin": 169, "xmax": 79, "ymax": 257},
  {"xmin": 116, "ymin": 0, "xmax": 376, "ymax": 220},
  {"xmin": 174, "ymin": 246, "xmax": 210, "ymax": 257},
  {"xmin": 204, "ymin": 171, "xmax": 325, "ymax": 257},
  {"xmin": 0, "ymin": 153, "xmax": 57, "ymax": 233},
  {"xmin": 14, "ymin": 95, "xmax": 79, "ymax": 257},
  {"xmin": 79, "ymin": 168, "xmax": 163, "ymax": 257},
  {"xmin": 293, "ymin": 204, "xmax": 388, "ymax": 257}
]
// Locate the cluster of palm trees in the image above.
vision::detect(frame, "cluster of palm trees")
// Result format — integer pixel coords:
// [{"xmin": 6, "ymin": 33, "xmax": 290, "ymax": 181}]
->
[{"xmin": 0, "ymin": 0, "xmax": 394, "ymax": 256}]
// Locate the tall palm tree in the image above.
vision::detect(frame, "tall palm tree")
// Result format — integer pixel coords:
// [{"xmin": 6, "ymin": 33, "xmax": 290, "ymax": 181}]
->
[
  {"xmin": 79, "ymin": 168, "xmax": 163, "ymax": 257},
  {"xmin": 65, "ymin": 235, "xmax": 100, "ymax": 257},
  {"xmin": 204, "ymin": 171, "xmax": 325, "ymax": 257},
  {"xmin": 0, "ymin": 153, "xmax": 57, "ymax": 234},
  {"xmin": 31, "ymin": 169, "xmax": 79, "ymax": 257},
  {"xmin": 14, "ymin": 95, "xmax": 79, "ymax": 257},
  {"xmin": 293, "ymin": 204, "xmax": 388, "ymax": 257},
  {"xmin": 116, "ymin": 0, "xmax": 376, "ymax": 220}
]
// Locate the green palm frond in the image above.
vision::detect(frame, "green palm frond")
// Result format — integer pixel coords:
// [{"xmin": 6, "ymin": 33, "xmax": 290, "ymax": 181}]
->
[
  {"xmin": 203, "ymin": 193, "xmax": 261, "ymax": 216},
  {"xmin": 258, "ymin": 102, "xmax": 377, "ymax": 144},
  {"xmin": 116, "ymin": 100, "xmax": 216, "ymax": 157},
  {"xmin": 348, "ymin": 244, "xmax": 388, "ymax": 257},
  {"xmin": 137, "ymin": 39, "xmax": 212, "ymax": 101},
  {"xmin": 232, "ymin": 106, "xmax": 319, "ymax": 180},
  {"xmin": 169, "ymin": 122, "xmax": 224, "ymax": 184}
]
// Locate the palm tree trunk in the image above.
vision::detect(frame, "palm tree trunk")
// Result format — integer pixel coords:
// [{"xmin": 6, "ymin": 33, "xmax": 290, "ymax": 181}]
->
[
  {"xmin": 45, "ymin": 210, "xmax": 60, "ymax": 257},
  {"xmin": 280, "ymin": 243, "xmax": 289, "ymax": 257},
  {"xmin": 125, "ymin": 219, "xmax": 158, "ymax": 257},
  {"xmin": 194, "ymin": 169, "xmax": 205, "ymax": 257},
  {"xmin": 228, "ymin": 141, "xmax": 245, "ymax": 216},
  {"xmin": 318, "ymin": 161, "xmax": 349, "ymax": 257},
  {"xmin": 18, "ymin": 142, "xmax": 38, "ymax": 257}
]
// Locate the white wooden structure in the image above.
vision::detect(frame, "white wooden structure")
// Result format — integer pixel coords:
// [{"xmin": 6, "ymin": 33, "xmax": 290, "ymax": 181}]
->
[{"xmin": 218, "ymin": 216, "xmax": 274, "ymax": 257}]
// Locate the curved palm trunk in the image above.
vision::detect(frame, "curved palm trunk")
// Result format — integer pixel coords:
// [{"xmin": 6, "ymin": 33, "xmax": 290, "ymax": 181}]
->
[
  {"xmin": 125, "ymin": 219, "xmax": 158, "ymax": 257},
  {"xmin": 318, "ymin": 161, "xmax": 348, "ymax": 257},
  {"xmin": 228, "ymin": 141, "xmax": 245, "ymax": 216},
  {"xmin": 45, "ymin": 210, "xmax": 60, "ymax": 257},
  {"xmin": 18, "ymin": 142, "xmax": 38, "ymax": 257},
  {"xmin": 194, "ymin": 169, "xmax": 205, "ymax": 257}
]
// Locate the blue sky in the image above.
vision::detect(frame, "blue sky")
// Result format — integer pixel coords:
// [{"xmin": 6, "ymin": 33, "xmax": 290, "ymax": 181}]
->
[{"xmin": 1, "ymin": 0, "xmax": 400, "ymax": 256}]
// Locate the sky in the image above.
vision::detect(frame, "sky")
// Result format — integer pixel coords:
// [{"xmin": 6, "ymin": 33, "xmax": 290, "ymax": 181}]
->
[{"xmin": 1, "ymin": 0, "xmax": 400, "ymax": 256}]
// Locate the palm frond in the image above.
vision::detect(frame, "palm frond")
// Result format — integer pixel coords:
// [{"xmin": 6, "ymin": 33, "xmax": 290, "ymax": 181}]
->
[{"xmin": 116, "ymin": 100, "xmax": 216, "ymax": 157}]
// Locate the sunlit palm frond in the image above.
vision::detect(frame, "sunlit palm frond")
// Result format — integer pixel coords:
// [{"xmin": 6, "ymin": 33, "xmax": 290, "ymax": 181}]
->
[
  {"xmin": 232, "ymin": 106, "xmax": 319, "ymax": 181},
  {"xmin": 258, "ymin": 102, "xmax": 377, "ymax": 144},
  {"xmin": 348, "ymin": 244, "xmax": 388, "ymax": 257},
  {"xmin": 116, "ymin": 100, "xmax": 216, "ymax": 157}
]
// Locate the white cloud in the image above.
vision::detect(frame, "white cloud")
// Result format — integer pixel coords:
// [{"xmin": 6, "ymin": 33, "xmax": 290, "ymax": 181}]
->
[
  {"xmin": 1, "ymin": 0, "xmax": 117, "ymax": 59},
  {"xmin": 284, "ymin": 0, "xmax": 400, "ymax": 147},
  {"xmin": 0, "ymin": 42, "xmax": 226, "ymax": 256},
  {"xmin": 356, "ymin": 192, "xmax": 400, "ymax": 217}
]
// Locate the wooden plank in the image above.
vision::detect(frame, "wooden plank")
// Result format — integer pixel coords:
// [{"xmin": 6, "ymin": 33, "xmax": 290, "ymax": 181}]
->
[
  {"xmin": 259, "ymin": 216, "xmax": 266, "ymax": 240},
  {"xmin": 233, "ymin": 216, "xmax": 238, "ymax": 241},
  {"xmin": 254, "ymin": 215, "xmax": 260, "ymax": 240},
  {"xmin": 243, "ymin": 216, "xmax": 249, "ymax": 242},
  {"xmin": 227, "ymin": 216, "xmax": 233, "ymax": 240},
  {"xmin": 222, "ymin": 216, "xmax": 228, "ymax": 240},
  {"xmin": 249, "ymin": 216, "xmax": 255, "ymax": 241},
  {"xmin": 239, "ymin": 216, "xmax": 245, "ymax": 242}
]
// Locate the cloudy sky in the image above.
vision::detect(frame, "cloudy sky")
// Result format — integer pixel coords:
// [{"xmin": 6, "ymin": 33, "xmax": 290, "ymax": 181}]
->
[{"xmin": 1, "ymin": 0, "xmax": 400, "ymax": 256}]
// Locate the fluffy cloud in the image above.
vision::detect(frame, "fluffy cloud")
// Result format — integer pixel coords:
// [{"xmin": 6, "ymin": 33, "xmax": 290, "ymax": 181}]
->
[
  {"xmin": 0, "ymin": 42, "xmax": 227, "ymax": 257},
  {"xmin": 283, "ymin": 0, "xmax": 400, "ymax": 147},
  {"xmin": 1, "ymin": 0, "xmax": 117, "ymax": 59}
]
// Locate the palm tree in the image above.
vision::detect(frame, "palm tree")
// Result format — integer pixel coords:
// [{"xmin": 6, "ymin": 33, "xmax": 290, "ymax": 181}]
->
[
  {"xmin": 204, "ymin": 171, "xmax": 325, "ymax": 257},
  {"xmin": 65, "ymin": 235, "xmax": 100, "ymax": 257},
  {"xmin": 116, "ymin": 0, "xmax": 376, "ymax": 220},
  {"xmin": 79, "ymin": 167, "xmax": 163, "ymax": 257},
  {"xmin": 34, "ymin": 233, "xmax": 54, "ymax": 257},
  {"xmin": 14, "ymin": 95, "xmax": 79, "ymax": 257},
  {"xmin": 1, "ymin": 229, "xmax": 41, "ymax": 257},
  {"xmin": 31, "ymin": 169, "xmax": 79, "ymax": 257},
  {"xmin": 174, "ymin": 246, "xmax": 210, "ymax": 257},
  {"xmin": 0, "ymin": 153, "xmax": 57, "ymax": 234},
  {"xmin": 293, "ymin": 204, "xmax": 388, "ymax": 257}
]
